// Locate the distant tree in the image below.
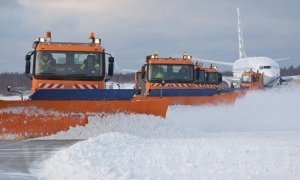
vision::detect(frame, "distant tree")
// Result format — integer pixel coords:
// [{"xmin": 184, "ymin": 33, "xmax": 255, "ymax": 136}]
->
[{"xmin": 280, "ymin": 65, "xmax": 300, "ymax": 76}]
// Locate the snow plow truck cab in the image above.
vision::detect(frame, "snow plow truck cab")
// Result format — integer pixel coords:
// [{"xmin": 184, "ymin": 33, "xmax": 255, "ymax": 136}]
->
[
  {"xmin": 240, "ymin": 70, "xmax": 264, "ymax": 89},
  {"xmin": 135, "ymin": 52, "xmax": 240, "ymax": 105}
]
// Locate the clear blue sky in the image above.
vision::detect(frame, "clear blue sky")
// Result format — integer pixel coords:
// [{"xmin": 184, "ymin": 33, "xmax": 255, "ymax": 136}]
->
[{"xmin": 0, "ymin": 0, "xmax": 299, "ymax": 72}]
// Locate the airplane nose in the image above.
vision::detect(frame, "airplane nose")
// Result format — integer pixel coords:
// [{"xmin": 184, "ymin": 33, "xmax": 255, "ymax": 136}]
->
[
  {"xmin": 262, "ymin": 69, "xmax": 280, "ymax": 86},
  {"xmin": 263, "ymin": 69, "xmax": 279, "ymax": 77}
]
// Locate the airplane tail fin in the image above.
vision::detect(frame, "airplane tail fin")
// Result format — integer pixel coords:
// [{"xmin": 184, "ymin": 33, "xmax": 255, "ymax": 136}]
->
[{"xmin": 237, "ymin": 7, "xmax": 247, "ymax": 59}]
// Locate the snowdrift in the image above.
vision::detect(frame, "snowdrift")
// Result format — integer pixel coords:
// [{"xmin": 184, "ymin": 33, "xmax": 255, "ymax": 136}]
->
[{"xmin": 35, "ymin": 84, "xmax": 300, "ymax": 179}]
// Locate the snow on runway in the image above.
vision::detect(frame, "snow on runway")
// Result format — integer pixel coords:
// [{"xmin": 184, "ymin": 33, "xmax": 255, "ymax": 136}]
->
[
  {"xmin": 40, "ymin": 83, "xmax": 300, "ymax": 140},
  {"xmin": 39, "ymin": 132, "xmax": 300, "ymax": 180},
  {"xmin": 35, "ymin": 84, "xmax": 300, "ymax": 179}
]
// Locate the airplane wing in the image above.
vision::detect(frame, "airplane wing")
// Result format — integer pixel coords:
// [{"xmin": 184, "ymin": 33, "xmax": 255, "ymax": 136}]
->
[
  {"xmin": 193, "ymin": 58, "xmax": 234, "ymax": 66},
  {"xmin": 120, "ymin": 69, "xmax": 137, "ymax": 73},
  {"xmin": 114, "ymin": 61, "xmax": 137, "ymax": 73},
  {"xmin": 291, "ymin": 75, "xmax": 300, "ymax": 80},
  {"xmin": 281, "ymin": 75, "xmax": 300, "ymax": 83},
  {"xmin": 223, "ymin": 76, "xmax": 241, "ymax": 82},
  {"xmin": 274, "ymin": 58, "xmax": 290, "ymax": 62}
]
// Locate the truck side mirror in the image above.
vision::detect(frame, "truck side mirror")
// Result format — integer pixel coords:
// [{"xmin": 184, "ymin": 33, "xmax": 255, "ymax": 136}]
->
[
  {"xmin": 218, "ymin": 73, "xmax": 222, "ymax": 83},
  {"xmin": 141, "ymin": 67, "xmax": 146, "ymax": 79},
  {"xmin": 25, "ymin": 51, "xmax": 34, "ymax": 79},
  {"xmin": 25, "ymin": 54, "xmax": 31, "ymax": 61},
  {"xmin": 146, "ymin": 55, "xmax": 151, "ymax": 61},
  {"xmin": 25, "ymin": 60, "xmax": 31, "ymax": 75},
  {"xmin": 108, "ymin": 56, "xmax": 114, "ymax": 77},
  {"xmin": 25, "ymin": 54, "xmax": 32, "ymax": 75}
]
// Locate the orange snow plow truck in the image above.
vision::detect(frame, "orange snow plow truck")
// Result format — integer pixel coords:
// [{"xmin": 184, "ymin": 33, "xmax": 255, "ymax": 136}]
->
[
  {"xmin": 134, "ymin": 52, "xmax": 241, "ymax": 105},
  {"xmin": 240, "ymin": 70, "xmax": 264, "ymax": 89},
  {"xmin": 0, "ymin": 32, "xmax": 169, "ymax": 140}
]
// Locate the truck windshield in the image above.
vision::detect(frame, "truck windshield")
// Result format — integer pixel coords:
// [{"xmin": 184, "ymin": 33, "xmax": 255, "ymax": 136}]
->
[
  {"xmin": 206, "ymin": 72, "xmax": 219, "ymax": 83},
  {"xmin": 241, "ymin": 74, "xmax": 252, "ymax": 83},
  {"xmin": 148, "ymin": 64, "xmax": 193, "ymax": 83},
  {"xmin": 34, "ymin": 51, "xmax": 105, "ymax": 80}
]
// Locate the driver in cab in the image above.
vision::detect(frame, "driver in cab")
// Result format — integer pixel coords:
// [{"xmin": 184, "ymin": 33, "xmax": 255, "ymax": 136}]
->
[
  {"xmin": 179, "ymin": 66, "xmax": 191, "ymax": 79},
  {"xmin": 38, "ymin": 52, "xmax": 56, "ymax": 72},
  {"xmin": 80, "ymin": 55, "xmax": 100, "ymax": 73},
  {"xmin": 153, "ymin": 66, "xmax": 164, "ymax": 79}
]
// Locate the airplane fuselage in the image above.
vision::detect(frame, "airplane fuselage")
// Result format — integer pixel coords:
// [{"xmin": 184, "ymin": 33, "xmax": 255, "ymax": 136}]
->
[{"xmin": 232, "ymin": 56, "xmax": 280, "ymax": 86}]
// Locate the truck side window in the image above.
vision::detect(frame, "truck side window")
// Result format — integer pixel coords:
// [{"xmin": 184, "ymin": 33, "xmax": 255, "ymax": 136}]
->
[{"xmin": 195, "ymin": 70, "xmax": 205, "ymax": 83}]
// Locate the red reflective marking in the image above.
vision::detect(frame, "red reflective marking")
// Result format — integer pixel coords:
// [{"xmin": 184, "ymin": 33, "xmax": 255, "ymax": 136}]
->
[
  {"xmin": 47, "ymin": 84, "xmax": 54, "ymax": 88},
  {"xmin": 74, "ymin": 84, "xmax": 81, "ymax": 89},
  {"xmin": 82, "ymin": 84, "xmax": 89, "ymax": 89},
  {"xmin": 91, "ymin": 85, "xmax": 98, "ymax": 89},
  {"xmin": 39, "ymin": 83, "xmax": 46, "ymax": 88}
]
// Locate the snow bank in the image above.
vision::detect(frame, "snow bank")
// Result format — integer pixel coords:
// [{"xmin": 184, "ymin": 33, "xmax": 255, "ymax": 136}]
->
[
  {"xmin": 37, "ymin": 84, "xmax": 300, "ymax": 179},
  {"xmin": 42, "ymin": 84, "xmax": 300, "ymax": 140},
  {"xmin": 39, "ymin": 132, "xmax": 300, "ymax": 180},
  {"xmin": 0, "ymin": 95, "xmax": 29, "ymax": 100},
  {"xmin": 168, "ymin": 84, "xmax": 300, "ymax": 132},
  {"xmin": 40, "ymin": 113, "xmax": 199, "ymax": 139}
]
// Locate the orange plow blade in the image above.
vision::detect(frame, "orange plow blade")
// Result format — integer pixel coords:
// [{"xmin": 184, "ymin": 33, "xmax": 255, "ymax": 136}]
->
[
  {"xmin": 0, "ymin": 98, "xmax": 169, "ymax": 140},
  {"xmin": 0, "ymin": 110, "xmax": 88, "ymax": 140},
  {"xmin": 144, "ymin": 91, "xmax": 244, "ymax": 106}
]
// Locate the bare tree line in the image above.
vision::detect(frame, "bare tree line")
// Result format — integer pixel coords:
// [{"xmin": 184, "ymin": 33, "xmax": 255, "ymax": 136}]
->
[
  {"xmin": 0, "ymin": 73, "xmax": 31, "ymax": 95},
  {"xmin": 0, "ymin": 66, "xmax": 299, "ymax": 95},
  {"xmin": 280, "ymin": 65, "xmax": 300, "ymax": 76}
]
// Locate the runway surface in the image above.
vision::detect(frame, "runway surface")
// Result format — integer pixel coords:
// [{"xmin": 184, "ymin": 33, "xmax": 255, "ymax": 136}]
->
[{"xmin": 0, "ymin": 140, "xmax": 80, "ymax": 179}]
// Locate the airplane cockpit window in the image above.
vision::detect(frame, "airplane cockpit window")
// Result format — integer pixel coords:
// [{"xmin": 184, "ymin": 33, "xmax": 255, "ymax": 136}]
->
[{"xmin": 259, "ymin": 66, "xmax": 271, "ymax": 70}]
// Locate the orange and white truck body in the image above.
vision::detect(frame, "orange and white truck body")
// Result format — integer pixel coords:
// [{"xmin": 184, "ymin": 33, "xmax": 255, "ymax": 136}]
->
[{"xmin": 0, "ymin": 33, "xmax": 169, "ymax": 140}]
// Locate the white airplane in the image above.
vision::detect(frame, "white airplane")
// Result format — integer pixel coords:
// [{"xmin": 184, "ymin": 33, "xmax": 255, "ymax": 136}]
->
[{"xmin": 194, "ymin": 7, "xmax": 290, "ymax": 87}]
